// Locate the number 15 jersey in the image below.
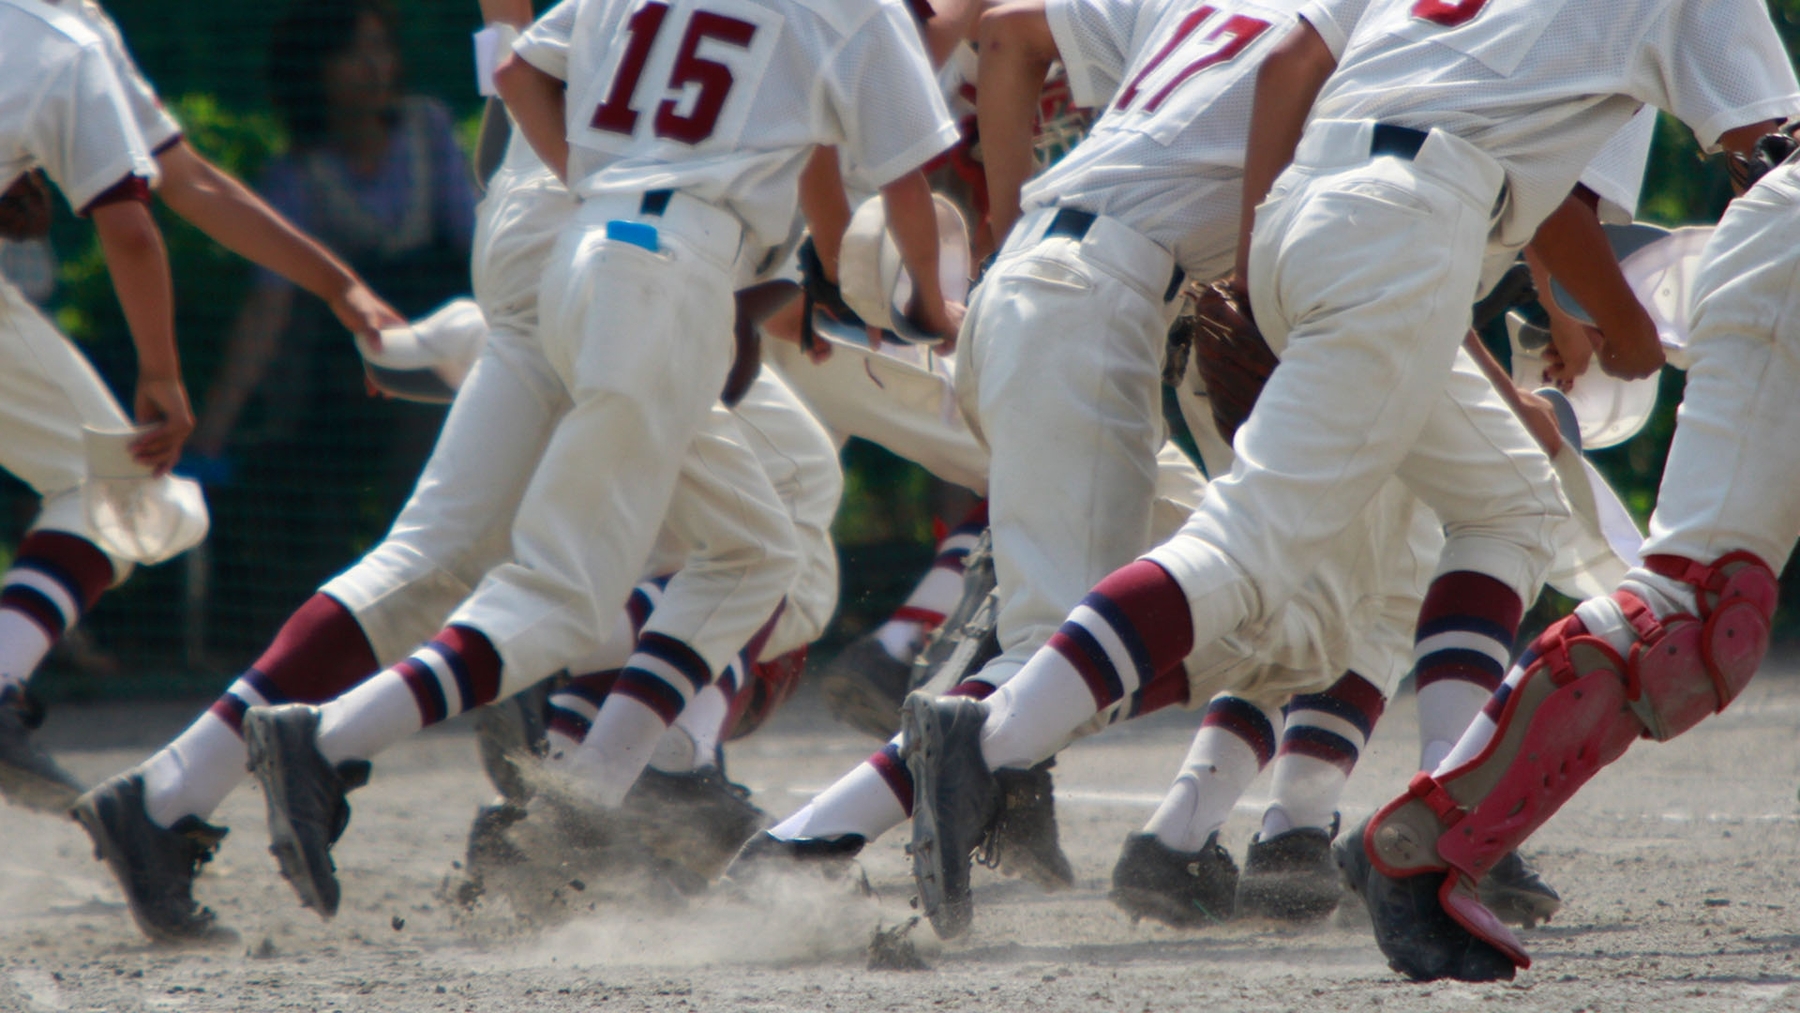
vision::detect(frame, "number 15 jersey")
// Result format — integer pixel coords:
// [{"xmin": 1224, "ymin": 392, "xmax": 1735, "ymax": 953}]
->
[{"xmin": 515, "ymin": 0, "xmax": 959, "ymax": 252}]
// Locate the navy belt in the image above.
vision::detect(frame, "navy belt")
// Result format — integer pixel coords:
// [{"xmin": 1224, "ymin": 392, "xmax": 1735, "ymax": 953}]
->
[
  {"xmin": 1046, "ymin": 208, "xmax": 1186, "ymax": 302},
  {"xmin": 607, "ymin": 190, "xmax": 677, "ymax": 251},
  {"xmin": 1370, "ymin": 123, "xmax": 1429, "ymax": 161}
]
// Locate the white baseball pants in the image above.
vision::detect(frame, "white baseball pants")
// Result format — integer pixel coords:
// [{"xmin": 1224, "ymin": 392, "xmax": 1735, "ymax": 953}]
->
[
  {"xmin": 956, "ymin": 207, "xmax": 1204, "ymax": 689},
  {"xmin": 1639, "ymin": 166, "xmax": 1800, "ymax": 571},
  {"xmin": 448, "ymin": 194, "xmax": 798, "ymax": 693},
  {"xmin": 0, "ymin": 278, "xmax": 138, "ymax": 582},
  {"xmin": 1159, "ymin": 120, "xmax": 1565, "ymax": 656}
]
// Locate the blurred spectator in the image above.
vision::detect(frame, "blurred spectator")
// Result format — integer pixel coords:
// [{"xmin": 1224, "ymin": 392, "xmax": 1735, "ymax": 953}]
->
[{"xmin": 195, "ymin": 0, "xmax": 475, "ymax": 657}]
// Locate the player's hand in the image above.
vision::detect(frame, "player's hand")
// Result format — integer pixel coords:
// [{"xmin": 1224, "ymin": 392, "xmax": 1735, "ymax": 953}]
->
[
  {"xmin": 131, "ymin": 376, "xmax": 196, "ymax": 476},
  {"xmin": 1540, "ymin": 323, "xmax": 1597, "ymax": 391},
  {"xmin": 331, "ymin": 283, "xmax": 406, "ymax": 351},
  {"xmin": 1594, "ymin": 316, "xmax": 1665, "ymax": 381},
  {"xmin": 1512, "ymin": 387, "xmax": 1563, "ymax": 458},
  {"xmin": 906, "ymin": 293, "xmax": 964, "ymax": 352}
]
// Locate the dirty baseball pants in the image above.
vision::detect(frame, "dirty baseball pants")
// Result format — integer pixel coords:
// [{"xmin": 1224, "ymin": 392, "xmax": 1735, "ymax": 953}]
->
[
  {"xmin": 433, "ymin": 192, "xmax": 798, "ymax": 694},
  {"xmin": 1149, "ymin": 119, "xmax": 1565, "ymax": 654},
  {"xmin": 956, "ymin": 206, "xmax": 1204, "ymax": 690}
]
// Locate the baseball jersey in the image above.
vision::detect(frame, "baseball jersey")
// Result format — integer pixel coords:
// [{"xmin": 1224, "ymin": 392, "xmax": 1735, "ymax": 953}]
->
[
  {"xmin": 514, "ymin": 0, "xmax": 959, "ymax": 252},
  {"xmin": 0, "ymin": 0, "xmax": 157, "ymax": 213},
  {"xmin": 1579, "ymin": 106, "xmax": 1656, "ymax": 225},
  {"xmin": 1022, "ymin": 0, "xmax": 1374, "ymax": 279},
  {"xmin": 59, "ymin": 0, "xmax": 183, "ymax": 156},
  {"xmin": 1314, "ymin": 0, "xmax": 1800, "ymax": 249}
]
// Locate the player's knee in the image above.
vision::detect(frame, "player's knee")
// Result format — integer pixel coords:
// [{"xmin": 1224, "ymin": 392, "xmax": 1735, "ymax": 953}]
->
[{"xmin": 1620, "ymin": 552, "xmax": 1776, "ymax": 740}]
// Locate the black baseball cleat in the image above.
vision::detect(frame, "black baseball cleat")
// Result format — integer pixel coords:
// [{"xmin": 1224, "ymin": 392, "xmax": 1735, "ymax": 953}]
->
[
  {"xmin": 818, "ymin": 634, "xmax": 914, "ymax": 740},
  {"xmin": 474, "ymin": 678, "xmax": 555, "ymax": 804},
  {"xmin": 725, "ymin": 830, "xmax": 867, "ymax": 883},
  {"xmin": 1236, "ymin": 825, "xmax": 1342, "ymax": 922},
  {"xmin": 991, "ymin": 760, "xmax": 1075, "ymax": 891},
  {"xmin": 624, "ymin": 766, "xmax": 769, "ymax": 882},
  {"xmin": 0, "ymin": 687, "xmax": 85, "ymax": 813},
  {"xmin": 71, "ymin": 774, "xmax": 233, "ymax": 944},
  {"xmin": 242, "ymin": 704, "xmax": 370, "ymax": 919},
  {"xmin": 1479, "ymin": 850, "xmax": 1562, "ymax": 928},
  {"xmin": 902, "ymin": 693, "xmax": 1001, "ymax": 940},
  {"xmin": 1335, "ymin": 822, "xmax": 1518, "ymax": 982},
  {"xmin": 1110, "ymin": 831, "xmax": 1238, "ymax": 928}
]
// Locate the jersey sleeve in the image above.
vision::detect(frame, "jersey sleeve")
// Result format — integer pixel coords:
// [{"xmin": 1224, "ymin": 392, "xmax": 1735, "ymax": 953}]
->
[
  {"xmin": 1044, "ymin": 0, "xmax": 1142, "ymax": 108},
  {"xmin": 825, "ymin": 0, "xmax": 960, "ymax": 188},
  {"xmin": 1297, "ymin": 0, "xmax": 1373, "ymax": 62},
  {"xmin": 515, "ymin": 0, "xmax": 578, "ymax": 81},
  {"xmin": 80, "ymin": 0, "xmax": 182, "ymax": 153},
  {"xmin": 1578, "ymin": 105, "xmax": 1655, "ymax": 224},
  {"xmin": 27, "ymin": 37, "xmax": 158, "ymax": 213},
  {"xmin": 1638, "ymin": 0, "xmax": 1799, "ymax": 152}
]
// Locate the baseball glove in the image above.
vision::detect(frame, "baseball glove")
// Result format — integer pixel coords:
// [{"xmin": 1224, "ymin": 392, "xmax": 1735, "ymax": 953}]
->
[
  {"xmin": 1189, "ymin": 280, "xmax": 1278, "ymax": 442},
  {"xmin": 0, "ymin": 171, "xmax": 52, "ymax": 242}
]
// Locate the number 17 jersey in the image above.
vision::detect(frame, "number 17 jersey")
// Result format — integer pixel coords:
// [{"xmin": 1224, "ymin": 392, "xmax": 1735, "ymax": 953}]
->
[
  {"xmin": 1024, "ymin": 0, "xmax": 1372, "ymax": 281},
  {"xmin": 515, "ymin": 0, "xmax": 959, "ymax": 253}
]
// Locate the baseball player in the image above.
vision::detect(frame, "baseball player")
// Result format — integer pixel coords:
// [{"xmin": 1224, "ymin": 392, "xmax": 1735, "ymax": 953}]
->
[
  {"xmin": 223, "ymin": 0, "xmax": 959, "ymax": 920},
  {"xmin": 1336, "ymin": 52, "xmax": 1800, "ymax": 998},
  {"xmin": 0, "ymin": 0, "xmax": 408, "ymax": 814}
]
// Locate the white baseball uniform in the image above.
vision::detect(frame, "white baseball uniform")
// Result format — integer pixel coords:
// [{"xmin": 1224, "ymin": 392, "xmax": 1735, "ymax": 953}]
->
[
  {"xmin": 1639, "ymin": 160, "xmax": 1800, "ymax": 573},
  {"xmin": 431, "ymin": 0, "xmax": 953, "ymax": 698},
  {"xmin": 325, "ymin": 133, "xmax": 840, "ymax": 681},
  {"xmin": 950, "ymin": 0, "xmax": 1290, "ymax": 691},
  {"xmin": 0, "ymin": 0, "xmax": 169, "ymax": 582}
]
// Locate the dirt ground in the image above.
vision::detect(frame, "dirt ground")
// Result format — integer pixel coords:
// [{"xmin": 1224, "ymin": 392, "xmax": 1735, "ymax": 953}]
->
[{"xmin": 5, "ymin": 667, "xmax": 1800, "ymax": 1013}]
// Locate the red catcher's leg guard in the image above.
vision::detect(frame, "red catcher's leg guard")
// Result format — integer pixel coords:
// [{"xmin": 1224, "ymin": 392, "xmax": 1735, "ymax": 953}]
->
[{"xmin": 1364, "ymin": 552, "xmax": 1778, "ymax": 972}]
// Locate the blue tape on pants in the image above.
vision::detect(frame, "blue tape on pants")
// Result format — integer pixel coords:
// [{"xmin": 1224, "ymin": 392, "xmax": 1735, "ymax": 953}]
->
[{"xmin": 606, "ymin": 219, "xmax": 660, "ymax": 252}]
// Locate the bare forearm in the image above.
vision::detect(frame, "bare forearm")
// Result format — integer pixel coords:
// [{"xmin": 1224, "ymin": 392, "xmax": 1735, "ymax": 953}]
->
[
  {"xmin": 496, "ymin": 54, "xmax": 568, "ymax": 180},
  {"xmin": 1463, "ymin": 330, "xmax": 1521, "ymax": 408},
  {"xmin": 1528, "ymin": 192, "xmax": 1648, "ymax": 341},
  {"xmin": 157, "ymin": 141, "xmax": 363, "ymax": 304},
  {"xmin": 978, "ymin": 1, "xmax": 1055, "ymax": 245},
  {"xmin": 881, "ymin": 170, "xmax": 944, "ymax": 306},
  {"xmin": 798, "ymin": 146, "xmax": 852, "ymax": 279},
  {"xmin": 93, "ymin": 201, "xmax": 179, "ymax": 380},
  {"xmin": 1235, "ymin": 21, "xmax": 1334, "ymax": 282}
]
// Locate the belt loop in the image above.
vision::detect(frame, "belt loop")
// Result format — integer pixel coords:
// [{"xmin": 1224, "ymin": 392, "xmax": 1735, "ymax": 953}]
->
[{"xmin": 640, "ymin": 189, "xmax": 673, "ymax": 216}]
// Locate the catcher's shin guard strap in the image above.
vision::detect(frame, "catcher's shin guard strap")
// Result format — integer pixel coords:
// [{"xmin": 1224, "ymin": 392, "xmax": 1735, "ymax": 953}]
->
[{"xmin": 1629, "ymin": 552, "xmax": 1777, "ymax": 741}]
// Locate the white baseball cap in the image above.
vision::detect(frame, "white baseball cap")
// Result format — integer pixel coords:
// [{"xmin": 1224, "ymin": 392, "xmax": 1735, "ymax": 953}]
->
[
  {"xmin": 357, "ymin": 297, "xmax": 490, "ymax": 403},
  {"xmin": 80, "ymin": 426, "xmax": 211, "ymax": 565},
  {"xmin": 837, "ymin": 194, "xmax": 971, "ymax": 345}
]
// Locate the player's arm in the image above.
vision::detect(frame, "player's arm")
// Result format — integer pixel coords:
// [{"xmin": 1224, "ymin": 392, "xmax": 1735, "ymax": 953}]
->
[
  {"xmin": 1527, "ymin": 188, "xmax": 1662, "ymax": 381},
  {"xmin": 976, "ymin": 0, "xmax": 1057, "ymax": 245},
  {"xmin": 881, "ymin": 168, "xmax": 961, "ymax": 342},
  {"xmin": 480, "ymin": 0, "xmax": 534, "ymax": 28},
  {"xmin": 154, "ymin": 141, "xmax": 404, "ymax": 343},
  {"xmin": 92, "ymin": 196, "xmax": 193, "ymax": 474},
  {"xmin": 1233, "ymin": 17, "xmax": 1336, "ymax": 287},
  {"xmin": 1462, "ymin": 330, "xmax": 1561, "ymax": 458},
  {"xmin": 495, "ymin": 52, "xmax": 568, "ymax": 180},
  {"xmin": 798, "ymin": 146, "xmax": 852, "ymax": 282}
]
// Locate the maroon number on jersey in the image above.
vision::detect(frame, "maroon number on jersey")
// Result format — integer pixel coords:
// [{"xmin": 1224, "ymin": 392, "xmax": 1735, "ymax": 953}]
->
[
  {"xmin": 1412, "ymin": 0, "xmax": 1490, "ymax": 28},
  {"xmin": 590, "ymin": 1, "xmax": 758, "ymax": 145},
  {"xmin": 1115, "ymin": 5, "xmax": 1272, "ymax": 114}
]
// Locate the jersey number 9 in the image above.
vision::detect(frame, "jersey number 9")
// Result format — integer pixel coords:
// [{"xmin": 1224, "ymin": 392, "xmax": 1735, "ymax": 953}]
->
[{"xmin": 591, "ymin": 1, "xmax": 758, "ymax": 144}]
